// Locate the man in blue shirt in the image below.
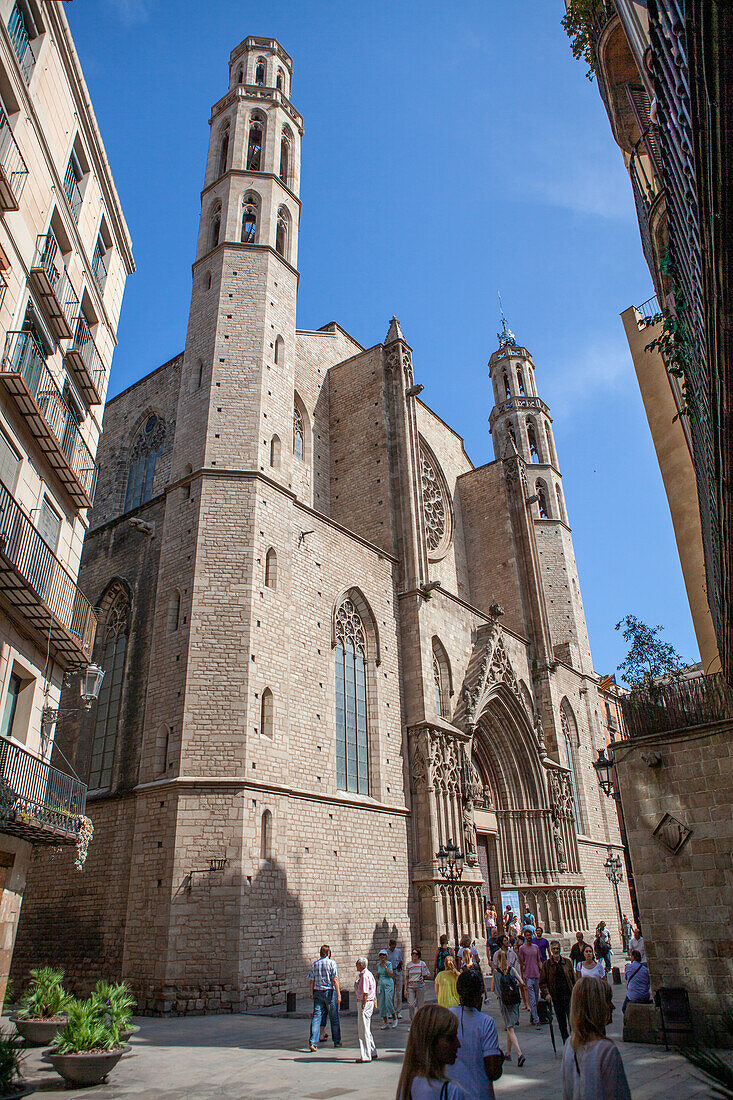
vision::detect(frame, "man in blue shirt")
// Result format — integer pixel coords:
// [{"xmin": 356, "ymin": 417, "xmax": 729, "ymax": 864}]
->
[
  {"xmin": 308, "ymin": 945, "xmax": 342, "ymax": 1050},
  {"xmin": 532, "ymin": 925, "xmax": 550, "ymax": 964},
  {"xmin": 623, "ymin": 949, "xmax": 651, "ymax": 1012}
]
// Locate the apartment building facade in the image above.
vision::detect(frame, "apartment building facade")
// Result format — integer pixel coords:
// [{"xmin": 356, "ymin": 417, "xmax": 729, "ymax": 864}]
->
[{"xmin": 0, "ymin": 0, "xmax": 132, "ymax": 993}]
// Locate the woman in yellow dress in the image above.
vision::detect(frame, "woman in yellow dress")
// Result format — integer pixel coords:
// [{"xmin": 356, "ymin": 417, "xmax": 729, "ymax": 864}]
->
[{"xmin": 434, "ymin": 953, "xmax": 460, "ymax": 1007}]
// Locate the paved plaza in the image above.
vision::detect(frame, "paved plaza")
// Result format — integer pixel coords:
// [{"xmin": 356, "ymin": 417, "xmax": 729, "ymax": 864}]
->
[{"xmin": 8, "ymin": 983, "xmax": 711, "ymax": 1099}]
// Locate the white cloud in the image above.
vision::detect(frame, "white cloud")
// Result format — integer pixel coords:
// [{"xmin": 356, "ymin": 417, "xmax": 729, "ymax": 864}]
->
[
  {"xmin": 543, "ymin": 336, "xmax": 635, "ymax": 419},
  {"xmin": 105, "ymin": 0, "xmax": 149, "ymax": 25}
]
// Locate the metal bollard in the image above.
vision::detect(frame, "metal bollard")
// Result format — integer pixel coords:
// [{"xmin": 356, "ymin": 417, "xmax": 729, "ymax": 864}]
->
[{"xmin": 286, "ymin": 991, "xmax": 296, "ymax": 1013}]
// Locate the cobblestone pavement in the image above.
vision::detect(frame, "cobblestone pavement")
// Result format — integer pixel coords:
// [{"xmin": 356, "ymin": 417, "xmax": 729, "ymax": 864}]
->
[{"xmin": 10, "ymin": 983, "xmax": 711, "ymax": 1099}]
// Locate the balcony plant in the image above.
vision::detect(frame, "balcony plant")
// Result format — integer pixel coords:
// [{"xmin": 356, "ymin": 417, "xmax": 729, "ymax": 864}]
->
[
  {"xmin": 12, "ymin": 967, "xmax": 71, "ymax": 1046},
  {"xmin": 91, "ymin": 981, "xmax": 137, "ymax": 1042},
  {"xmin": 45, "ymin": 996, "xmax": 126, "ymax": 1088},
  {"xmin": 0, "ymin": 1028, "xmax": 29, "ymax": 1100}
]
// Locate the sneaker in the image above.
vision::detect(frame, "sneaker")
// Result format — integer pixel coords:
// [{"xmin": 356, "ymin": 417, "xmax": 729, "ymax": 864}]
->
[
  {"xmin": 309, "ymin": 1044, "xmax": 317, "ymax": 1052},
  {"xmin": 391, "ymin": 1019, "xmax": 399, "ymax": 1027},
  {"xmin": 380, "ymin": 1023, "xmax": 389, "ymax": 1030},
  {"xmin": 397, "ymin": 1013, "xmax": 403, "ymax": 1019}
]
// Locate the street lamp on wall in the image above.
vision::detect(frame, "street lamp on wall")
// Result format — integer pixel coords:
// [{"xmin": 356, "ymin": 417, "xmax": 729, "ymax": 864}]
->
[
  {"xmin": 41, "ymin": 662, "xmax": 106, "ymax": 742},
  {"xmin": 436, "ymin": 838, "xmax": 465, "ymax": 957},
  {"xmin": 593, "ymin": 747, "xmax": 616, "ymax": 798}
]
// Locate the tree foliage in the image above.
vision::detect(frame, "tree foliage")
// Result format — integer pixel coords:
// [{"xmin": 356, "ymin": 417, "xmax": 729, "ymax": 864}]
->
[
  {"xmin": 615, "ymin": 615, "xmax": 687, "ymax": 688},
  {"xmin": 561, "ymin": 0, "xmax": 599, "ymax": 80}
]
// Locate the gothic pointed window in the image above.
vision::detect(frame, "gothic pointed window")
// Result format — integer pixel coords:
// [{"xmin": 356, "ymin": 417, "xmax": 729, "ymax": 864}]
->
[
  {"xmin": 335, "ymin": 599, "xmax": 369, "ymax": 794},
  {"xmin": 236, "ymin": 67, "xmax": 243, "ymax": 84},
  {"xmin": 247, "ymin": 118, "xmax": 263, "ymax": 171},
  {"xmin": 419, "ymin": 442, "xmax": 451, "ymax": 557},
  {"xmin": 526, "ymin": 418, "xmax": 539, "ymax": 462},
  {"xmin": 255, "ymin": 58, "xmax": 266, "ymax": 85},
  {"xmin": 209, "ymin": 202, "xmax": 221, "ymax": 250},
  {"xmin": 503, "ymin": 371, "xmax": 511, "ymax": 400},
  {"xmin": 561, "ymin": 701, "xmax": 582, "ymax": 829},
  {"xmin": 517, "ymin": 368, "xmax": 525, "ymax": 395},
  {"xmin": 293, "ymin": 401, "xmax": 304, "ymax": 460},
  {"xmin": 270, "ymin": 435, "xmax": 281, "ymax": 468},
  {"xmin": 536, "ymin": 480, "xmax": 549, "ymax": 518},
  {"xmin": 260, "ymin": 688, "xmax": 273, "ymax": 738},
  {"xmin": 124, "ymin": 414, "xmax": 166, "ymax": 512},
  {"xmin": 264, "ymin": 547, "xmax": 277, "ymax": 589},
  {"xmin": 433, "ymin": 653, "xmax": 443, "ymax": 716},
  {"xmin": 276, "ymin": 207, "xmax": 289, "ymax": 258},
  {"xmin": 217, "ymin": 124, "xmax": 230, "ymax": 178},
  {"xmin": 545, "ymin": 422, "xmax": 556, "ymax": 466},
  {"xmin": 241, "ymin": 195, "xmax": 258, "ymax": 243},
  {"xmin": 277, "ymin": 70, "xmax": 284, "ymax": 90},
  {"xmin": 556, "ymin": 484, "xmax": 567, "ymax": 524},
  {"xmin": 89, "ymin": 586, "xmax": 130, "ymax": 790},
  {"xmin": 260, "ymin": 809, "xmax": 272, "ymax": 858},
  {"xmin": 279, "ymin": 133, "xmax": 290, "ymax": 185}
]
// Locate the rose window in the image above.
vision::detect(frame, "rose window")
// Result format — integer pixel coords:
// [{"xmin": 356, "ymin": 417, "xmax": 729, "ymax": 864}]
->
[{"xmin": 420, "ymin": 451, "xmax": 447, "ymax": 552}]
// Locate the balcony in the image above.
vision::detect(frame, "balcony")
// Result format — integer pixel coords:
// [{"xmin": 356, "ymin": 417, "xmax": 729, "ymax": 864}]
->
[
  {"xmin": 635, "ymin": 295, "xmax": 663, "ymax": 329},
  {"xmin": 62, "ymin": 160, "xmax": 82, "ymax": 223},
  {"xmin": 0, "ymin": 735, "xmax": 87, "ymax": 845},
  {"xmin": 0, "ymin": 481, "xmax": 96, "ymax": 662},
  {"xmin": 7, "ymin": 4, "xmax": 36, "ymax": 85},
  {"xmin": 489, "ymin": 394, "xmax": 550, "ymax": 429},
  {"xmin": 0, "ymin": 331, "xmax": 97, "ymax": 507},
  {"xmin": 0, "ymin": 108, "xmax": 27, "ymax": 211},
  {"xmin": 64, "ymin": 315, "xmax": 105, "ymax": 406},
  {"xmin": 29, "ymin": 234, "xmax": 78, "ymax": 341},
  {"xmin": 618, "ymin": 673, "xmax": 733, "ymax": 740}
]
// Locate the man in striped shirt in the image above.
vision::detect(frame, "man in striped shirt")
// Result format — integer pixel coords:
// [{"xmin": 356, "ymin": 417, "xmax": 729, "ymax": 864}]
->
[{"xmin": 308, "ymin": 945, "xmax": 342, "ymax": 1051}]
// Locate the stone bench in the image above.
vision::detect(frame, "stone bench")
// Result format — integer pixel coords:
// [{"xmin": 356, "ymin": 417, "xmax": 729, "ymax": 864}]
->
[{"xmin": 622, "ymin": 1001, "xmax": 664, "ymax": 1045}]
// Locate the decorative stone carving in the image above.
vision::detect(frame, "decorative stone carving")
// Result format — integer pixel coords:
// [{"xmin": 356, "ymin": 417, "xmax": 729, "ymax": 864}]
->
[
  {"xmin": 420, "ymin": 449, "xmax": 447, "ymax": 553},
  {"xmin": 533, "ymin": 710, "xmax": 549, "ymax": 761},
  {"xmin": 462, "ymin": 628, "xmax": 522, "ymax": 730},
  {"xmin": 462, "ymin": 801, "xmax": 478, "ymax": 865},
  {"xmin": 547, "ymin": 766, "xmax": 574, "ymax": 873},
  {"xmin": 410, "ymin": 728, "xmax": 461, "ymax": 794}
]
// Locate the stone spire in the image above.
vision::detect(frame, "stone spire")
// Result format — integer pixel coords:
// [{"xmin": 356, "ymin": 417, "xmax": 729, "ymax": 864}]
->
[{"xmin": 385, "ymin": 316, "xmax": 405, "ymax": 345}]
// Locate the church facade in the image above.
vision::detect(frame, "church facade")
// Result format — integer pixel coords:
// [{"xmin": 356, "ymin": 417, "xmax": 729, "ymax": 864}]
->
[{"xmin": 13, "ymin": 37, "xmax": 629, "ymax": 1014}]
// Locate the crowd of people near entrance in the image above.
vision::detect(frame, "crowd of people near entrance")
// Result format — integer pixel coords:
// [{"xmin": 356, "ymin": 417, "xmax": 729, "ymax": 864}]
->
[{"xmin": 306, "ymin": 903, "xmax": 650, "ymax": 1097}]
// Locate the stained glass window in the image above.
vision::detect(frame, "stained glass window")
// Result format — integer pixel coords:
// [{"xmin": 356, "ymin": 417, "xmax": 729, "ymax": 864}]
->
[
  {"xmin": 293, "ymin": 404, "xmax": 304, "ymax": 460},
  {"xmin": 124, "ymin": 414, "xmax": 165, "ymax": 512},
  {"xmin": 89, "ymin": 589, "xmax": 129, "ymax": 789},
  {"xmin": 335, "ymin": 599, "xmax": 369, "ymax": 794},
  {"xmin": 420, "ymin": 449, "xmax": 447, "ymax": 552}
]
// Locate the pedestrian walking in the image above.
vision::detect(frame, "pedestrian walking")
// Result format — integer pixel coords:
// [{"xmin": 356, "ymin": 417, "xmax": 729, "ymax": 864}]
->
[
  {"xmin": 435, "ymin": 954, "xmax": 460, "ymax": 1008},
  {"xmin": 355, "ymin": 956, "xmax": 378, "ymax": 1063},
  {"xmin": 486, "ymin": 903, "xmax": 498, "ymax": 938},
  {"xmin": 519, "ymin": 928, "xmax": 542, "ymax": 1027},
  {"xmin": 435, "ymin": 933, "xmax": 452, "ymax": 975},
  {"xmin": 522, "ymin": 909, "xmax": 536, "ymax": 933},
  {"xmin": 533, "ymin": 925, "xmax": 550, "ymax": 964},
  {"xmin": 404, "ymin": 948, "xmax": 431, "ymax": 1020},
  {"xmin": 622, "ymin": 950, "xmax": 651, "ymax": 1012},
  {"xmin": 377, "ymin": 949, "xmax": 396, "ymax": 1029},
  {"xmin": 447, "ymin": 970, "xmax": 503, "ymax": 1099},
  {"xmin": 562, "ymin": 977, "xmax": 631, "ymax": 1099},
  {"xmin": 570, "ymin": 931, "xmax": 591, "ymax": 968},
  {"xmin": 388, "ymin": 938, "xmax": 404, "ymax": 1022},
  {"xmin": 307, "ymin": 944, "xmax": 342, "ymax": 1052},
  {"xmin": 621, "ymin": 914, "xmax": 633, "ymax": 952},
  {"xmin": 628, "ymin": 926, "xmax": 645, "ymax": 963},
  {"xmin": 492, "ymin": 949, "xmax": 525, "ymax": 1067},
  {"xmin": 459, "ymin": 935, "xmax": 482, "ymax": 973},
  {"xmin": 395, "ymin": 1004, "xmax": 467, "ymax": 1099},
  {"xmin": 539, "ymin": 940, "xmax": 576, "ymax": 1044},
  {"xmin": 577, "ymin": 944, "xmax": 607, "ymax": 981},
  {"xmin": 594, "ymin": 921, "xmax": 612, "ymax": 973}
]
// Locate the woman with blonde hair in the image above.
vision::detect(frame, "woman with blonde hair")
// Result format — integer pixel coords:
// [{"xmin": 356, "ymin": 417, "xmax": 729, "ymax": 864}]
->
[
  {"xmin": 562, "ymin": 977, "xmax": 631, "ymax": 1099},
  {"xmin": 435, "ymin": 953, "xmax": 459, "ymax": 1008},
  {"xmin": 491, "ymin": 949, "xmax": 525, "ymax": 1067},
  {"xmin": 396, "ymin": 1004, "xmax": 466, "ymax": 1099}
]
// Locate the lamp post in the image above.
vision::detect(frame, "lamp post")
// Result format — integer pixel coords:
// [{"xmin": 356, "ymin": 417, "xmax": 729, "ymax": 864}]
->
[
  {"xmin": 604, "ymin": 849, "xmax": 625, "ymax": 950},
  {"xmin": 593, "ymin": 747, "xmax": 640, "ymax": 927},
  {"xmin": 436, "ymin": 838, "xmax": 464, "ymax": 957},
  {"xmin": 40, "ymin": 663, "xmax": 106, "ymax": 751}
]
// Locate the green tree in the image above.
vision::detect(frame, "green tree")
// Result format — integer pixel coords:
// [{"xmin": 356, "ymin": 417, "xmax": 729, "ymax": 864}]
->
[{"xmin": 615, "ymin": 615, "xmax": 687, "ymax": 688}]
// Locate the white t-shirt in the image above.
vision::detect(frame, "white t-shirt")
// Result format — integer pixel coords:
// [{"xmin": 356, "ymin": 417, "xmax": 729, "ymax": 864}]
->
[
  {"xmin": 577, "ymin": 961, "xmax": 607, "ymax": 981},
  {"xmin": 562, "ymin": 1037, "xmax": 632, "ymax": 1100},
  {"xmin": 629, "ymin": 935, "xmax": 646, "ymax": 962},
  {"xmin": 410, "ymin": 1077, "xmax": 466, "ymax": 1100},
  {"xmin": 404, "ymin": 960, "xmax": 431, "ymax": 987},
  {"xmin": 447, "ymin": 1006, "xmax": 502, "ymax": 1100}
]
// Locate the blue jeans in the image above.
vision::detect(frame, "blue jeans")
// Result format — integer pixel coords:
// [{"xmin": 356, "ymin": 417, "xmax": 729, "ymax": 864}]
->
[{"xmin": 310, "ymin": 988, "xmax": 341, "ymax": 1046}]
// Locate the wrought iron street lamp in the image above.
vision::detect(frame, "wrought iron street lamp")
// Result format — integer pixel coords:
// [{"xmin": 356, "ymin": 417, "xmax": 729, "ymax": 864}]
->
[
  {"xmin": 593, "ymin": 747, "xmax": 616, "ymax": 798},
  {"xmin": 436, "ymin": 837, "xmax": 464, "ymax": 957},
  {"xmin": 604, "ymin": 849, "xmax": 625, "ymax": 949},
  {"xmin": 41, "ymin": 662, "xmax": 106, "ymax": 744}
]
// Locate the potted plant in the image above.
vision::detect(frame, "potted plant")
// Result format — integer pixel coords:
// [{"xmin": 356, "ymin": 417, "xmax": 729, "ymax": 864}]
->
[
  {"xmin": 45, "ymin": 997, "xmax": 126, "ymax": 1088},
  {"xmin": 91, "ymin": 981, "xmax": 138, "ymax": 1042},
  {"xmin": 12, "ymin": 967, "xmax": 71, "ymax": 1046},
  {"xmin": 0, "ymin": 1029, "xmax": 30, "ymax": 1100}
]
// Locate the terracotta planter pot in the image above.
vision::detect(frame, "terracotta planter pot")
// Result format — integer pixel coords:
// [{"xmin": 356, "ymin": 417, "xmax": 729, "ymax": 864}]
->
[
  {"xmin": 45, "ymin": 1047, "xmax": 126, "ymax": 1087},
  {"xmin": 118, "ymin": 1025, "xmax": 139, "ymax": 1042},
  {"xmin": 10, "ymin": 1015, "xmax": 66, "ymax": 1046}
]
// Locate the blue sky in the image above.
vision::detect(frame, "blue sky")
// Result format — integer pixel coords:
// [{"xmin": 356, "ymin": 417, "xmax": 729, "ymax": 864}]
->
[{"xmin": 68, "ymin": 0, "xmax": 697, "ymax": 675}]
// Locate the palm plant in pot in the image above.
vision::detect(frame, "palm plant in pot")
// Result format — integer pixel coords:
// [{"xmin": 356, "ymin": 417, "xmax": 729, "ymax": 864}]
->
[
  {"xmin": 91, "ymin": 981, "xmax": 137, "ymax": 1042},
  {"xmin": 12, "ymin": 967, "xmax": 71, "ymax": 1046},
  {"xmin": 0, "ymin": 1029, "xmax": 29, "ymax": 1100},
  {"xmin": 45, "ymin": 996, "xmax": 127, "ymax": 1088}
]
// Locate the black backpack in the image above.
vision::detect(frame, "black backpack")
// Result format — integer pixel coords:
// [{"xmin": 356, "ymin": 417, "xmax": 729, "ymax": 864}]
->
[{"xmin": 499, "ymin": 969, "xmax": 521, "ymax": 1007}]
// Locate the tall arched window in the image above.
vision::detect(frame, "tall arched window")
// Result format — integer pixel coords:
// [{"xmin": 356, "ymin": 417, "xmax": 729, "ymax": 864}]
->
[
  {"xmin": 545, "ymin": 422, "xmax": 556, "ymax": 466},
  {"xmin": 264, "ymin": 547, "xmax": 277, "ymax": 589},
  {"xmin": 277, "ymin": 69, "xmax": 284, "ymax": 91},
  {"xmin": 247, "ymin": 117, "xmax": 264, "ymax": 171},
  {"xmin": 293, "ymin": 401, "xmax": 304, "ymax": 459},
  {"xmin": 526, "ymin": 418, "xmax": 539, "ymax": 462},
  {"xmin": 209, "ymin": 202, "xmax": 221, "ymax": 250},
  {"xmin": 560, "ymin": 701, "xmax": 582, "ymax": 829},
  {"xmin": 236, "ymin": 67, "xmax": 243, "ymax": 84},
  {"xmin": 432, "ymin": 637, "xmax": 451, "ymax": 718},
  {"xmin": 260, "ymin": 688, "xmax": 274, "ymax": 738},
  {"xmin": 517, "ymin": 368, "xmax": 525, "ymax": 395},
  {"xmin": 275, "ymin": 207, "xmax": 289, "ymax": 258},
  {"xmin": 260, "ymin": 809, "xmax": 272, "ymax": 858},
  {"xmin": 335, "ymin": 599, "xmax": 369, "ymax": 794},
  {"xmin": 167, "ymin": 589, "xmax": 180, "ymax": 632},
  {"xmin": 255, "ymin": 57, "xmax": 266, "ymax": 85},
  {"xmin": 124, "ymin": 414, "xmax": 166, "ymax": 512},
  {"xmin": 279, "ymin": 132, "xmax": 290, "ymax": 184},
  {"xmin": 241, "ymin": 196, "xmax": 258, "ymax": 243},
  {"xmin": 503, "ymin": 371, "xmax": 510, "ymax": 400},
  {"xmin": 270, "ymin": 435, "xmax": 281, "ymax": 468},
  {"xmin": 556, "ymin": 484, "xmax": 567, "ymax": 523},
  {"xmin": 274, "ymin": 336, "xmax": 284, "ymax": 365},
  {"xmin": 89, "ymin": 585, "xmax": 130, "ymax": 789},
  {"xmin": 217, "ymin": 124, "xmax": 230, "ymax": 178},
  {"xmin": 536, "ymin": 479, "xmax": 549, "ymax": 518},
  {"xmin": 433, "ymin": 653, "xmax": 443, "ymax": 716}
]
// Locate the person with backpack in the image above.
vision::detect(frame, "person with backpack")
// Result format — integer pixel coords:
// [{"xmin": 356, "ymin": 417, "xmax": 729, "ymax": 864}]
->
[
  {"xmin": 492, "ymin": 949, "xmax": 525, "ymax": 1067},
  {"xmin": 435, "ymin": 934, "xmax": 452, "ymax": 975}
]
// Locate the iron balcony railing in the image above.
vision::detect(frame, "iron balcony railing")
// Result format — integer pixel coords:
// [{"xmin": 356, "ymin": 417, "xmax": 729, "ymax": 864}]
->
[
  {"xmin": 91, "ymin": 244, "xmax": 107, "ymax": 294},
  {"xmin": 636, "ymin": 294, "xmax": 663, "ymax": 328},
  {"xmin": 65, "ymin": 314, "xmax": 105, "ymax": 404},
  {"xmin": 62, "ymin": 160, "xmax": 82, "ymax": 223},
  {"xmin": 0, "ymin": 480, "xmax": 97, "ymax": 659},
  {"xmin": 0, "ymin": 734, "xmax": 87, "ymax": 842},
  {"xmin": 0, "ymin": 273, "xmax": 6, "ymax": 311},
  {"xmin": 0, "ymin": 331, "xmax": 97, "ymax": 504},
  {"xmin": 618, "ymin": 673, "xmax": 733, "ymax": 739},
  {"xmin": 30, "ymin": 234, "xmax": 79, "ymax": 339},
  {"xmin": 7, "ymin": 3, "xmax": 36, "ymax": 85},
  {"xmin": 0, "ymin": 107, "xmax": 27, "ymax": 210}
]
